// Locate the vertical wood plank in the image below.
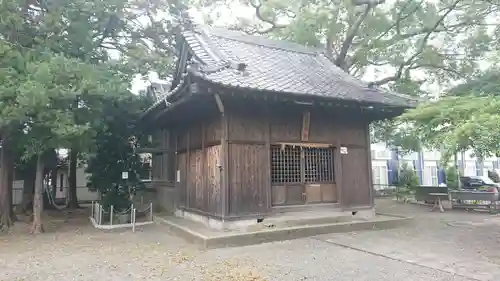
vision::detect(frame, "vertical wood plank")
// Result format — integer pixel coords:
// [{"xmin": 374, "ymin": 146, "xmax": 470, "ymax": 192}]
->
[
  {"xmin": 301, "ymin": 111, "xmax": 311, "ymax": 142},
  {"xmin": 201, "ymin": 122, "xmax": 207, "ymax": 211},
  {"xmin": 334, "ymin": 140, "xmax": 344, "ymax": 208},
  {"xmin": 220, "ymin": 113, "xmax": 229, "ymax": 217},
  {"xmin": 365, "ymin": 122, "xmax": 374, "ymax": 206},
  {"xmin": 265, "ymin": 108, "xmax": 272, "ymax": 210},
  {"xmin": 186, "ymin": 130, "xmax": 190, "ymax": 208}
]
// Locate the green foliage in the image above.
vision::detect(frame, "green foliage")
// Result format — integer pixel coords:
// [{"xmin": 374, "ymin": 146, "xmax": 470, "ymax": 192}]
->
[
  {"xmin": 396, "ymin": 163, "xmax": 420, "ymax": 190},
  {"xmin": 488, "ymin": 170, "xmax": 500, "ymax": 183},
  {"xmin": 397, "ymin": 71, "xmax": 500, "ymax": 162},
  {"xmin": 445, "ymin": 166, "xmax": 460, "ymax": 189},
  {"xmin": 85, "ymin": 95, "xmax": 151, "ymax": 211},
  {"xmin": 394, "ymin": 162, "xmax": 419, "ymax": 201}
]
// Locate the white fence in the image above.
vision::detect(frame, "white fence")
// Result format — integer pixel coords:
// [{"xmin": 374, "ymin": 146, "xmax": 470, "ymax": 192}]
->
[
  {"xmin": 12, "ymin": 180, "xmax": 99, "ymax": 205},
  {"xmin": 89, "ymin": 201, "xmax": 154, "ymax": 232}
]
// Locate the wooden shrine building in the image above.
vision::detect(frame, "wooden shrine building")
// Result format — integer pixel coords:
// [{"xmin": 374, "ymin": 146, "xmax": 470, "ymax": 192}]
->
[{"xmin": 142, "ymin": 27, "xmax": 417, "ymax": 229}]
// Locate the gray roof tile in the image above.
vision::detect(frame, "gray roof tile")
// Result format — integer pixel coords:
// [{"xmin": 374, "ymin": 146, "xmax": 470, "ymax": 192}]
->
[{"xmin": 182, "ymin": 27, "xmax": 417, "ymax": 108}]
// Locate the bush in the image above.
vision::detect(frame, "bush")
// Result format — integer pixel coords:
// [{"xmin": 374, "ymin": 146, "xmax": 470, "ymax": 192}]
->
[
  {"xmin": 395, "ymin": 163, "xmax": 419, "ymax": 201},
  {"xmin": 488, "ymin": 170, "xmax": 500, "ymax": 183},
  {"xmin": 445, "ymin": 166, "xmax": 460, "ymax": 189}
]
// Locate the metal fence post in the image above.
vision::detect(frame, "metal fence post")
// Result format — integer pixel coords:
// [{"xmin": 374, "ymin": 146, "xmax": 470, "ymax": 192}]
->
[
  {"xmin": 130, "ymin": 204, "xmax": 134, "ymax": 224},
  {"xmin": 149, "ymin": 202, "xmax": 153, "ymax": 221},
  {"xmin": 110, "ymin": 205, "xmax": 114, "ymax": 225},
  {"xmin": 132, "ymin": 208, "xmax": 136, "ymax": 232},
  {"xmin": 91, "ymin": 201, "xmax": 94, "ymax": 219},
  {"xmin": 99, "ymin": 204, "xmax": 102, "ymax": 225}
]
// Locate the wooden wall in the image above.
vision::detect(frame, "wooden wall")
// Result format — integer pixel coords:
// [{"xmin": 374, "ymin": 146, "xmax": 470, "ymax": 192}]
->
[
  {"xmin": 168, "ymin": 99, "xmax": 374, "ymax": 218},
  {"xmin": 224, "ymin": 103, "xmax": 373, "ymax": 216},
  {"xmin": 175, "ymin": 115, "xmax": 223, "ymax": 216}
]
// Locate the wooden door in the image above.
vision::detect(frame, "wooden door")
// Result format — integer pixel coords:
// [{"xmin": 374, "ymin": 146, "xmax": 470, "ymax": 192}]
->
[
  {"xmin": 339, "ymin": 147, "xmax": 372, "ymax": 209},
  {"xmin": 271, "ymin": 184, "xmax": 305, "ymax": 206}
]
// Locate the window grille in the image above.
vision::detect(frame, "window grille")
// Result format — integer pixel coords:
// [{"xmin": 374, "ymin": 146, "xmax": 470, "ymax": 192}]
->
[
  {"xmin": 271, "ymin": 145, "xmax": 301, "ymax": 183},
  {"xmin": 271, "ymin": 145, "xmax": 335, "ymax": 184}
]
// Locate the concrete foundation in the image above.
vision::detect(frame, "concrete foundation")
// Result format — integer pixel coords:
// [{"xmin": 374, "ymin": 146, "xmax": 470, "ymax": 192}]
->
[
  {"xmin": 175, "ymin": 206, "xmax": 377, "ymax": 231},
  {"xmin": 155, "ymin": 211, "xmax": 412, "ymax": 249},
  {"xmin": 174, "ymin": 209, "xmax": 258, "ymax": 230}
]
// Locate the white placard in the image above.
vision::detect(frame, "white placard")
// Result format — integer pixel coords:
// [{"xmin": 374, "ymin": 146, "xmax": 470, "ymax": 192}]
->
[
  {"xmin": 121, "ymin": 171, "xmax": 129, "ymax": 179},
  {"xmin": 340, "ymin": 147, "xmax": 348, "ymax": 154},
  {"xmin": 176, "ymin": 170, "xmax": 181, "ymax": 182}
]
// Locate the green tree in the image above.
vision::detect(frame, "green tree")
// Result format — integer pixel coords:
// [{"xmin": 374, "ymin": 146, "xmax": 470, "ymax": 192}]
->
[
  {"xmin": 395, "ymin": 163, "xmax": 419, "ymax": 190},
  {"xmin": 0, "ymin": 0, "xmax": 187, "ymax": 229},
  {"xmin": 445, "ymin": 165, "xmax": 460, "ymax": 189},
  {"xmin": 85, "ymin": 95, "xmax": 151, "ymax": 212},
  {"xmin": 397, "ymin": 71, "xmax": 500, "ymax": 162},
  {"xmin": 488, "ymin": 170, "xmax": 500, "ymax": 183}
]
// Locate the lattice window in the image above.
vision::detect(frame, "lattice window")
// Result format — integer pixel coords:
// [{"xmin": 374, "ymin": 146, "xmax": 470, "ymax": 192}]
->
[
  {"xmin": 271, "ymin": 145, "xmax": 301, "ymax": 183},
  {"xmin": 271, "ymin": 145, "xmax": 335, "ymax": 184},
  {"xmin": 304, "ymin": 148, "xmax": 335, "ymax": 183}
]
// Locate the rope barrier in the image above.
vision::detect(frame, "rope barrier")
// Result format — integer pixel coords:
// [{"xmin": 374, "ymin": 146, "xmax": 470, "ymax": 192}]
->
[
  {"xmin": 91, "ymin": 202, "xmax": 153, "ymax": 229},
  {"xmin": 44, "ymin": 185, "xmax": 68, "ymax": 210}
]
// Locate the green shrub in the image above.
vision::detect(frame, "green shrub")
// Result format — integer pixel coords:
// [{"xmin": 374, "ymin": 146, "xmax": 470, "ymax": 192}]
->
[
  {"xmin": 488, "ymin": 170, "xmax": 500, "ymax": 183},
  {"xmin": 445, "ymin": 166, "xmax": 460, "ymax": 189}
]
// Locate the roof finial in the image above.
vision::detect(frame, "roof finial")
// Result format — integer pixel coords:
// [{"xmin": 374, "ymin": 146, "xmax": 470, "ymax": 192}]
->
[{"xmin": 237, "ymin": 62, "xmax": 247, "ymax": 71}]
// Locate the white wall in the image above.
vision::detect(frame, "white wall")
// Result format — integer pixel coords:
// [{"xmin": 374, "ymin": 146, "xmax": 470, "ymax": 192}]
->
[{"xmin": 11, "ymin": 166, "xmax": 98, "ymax": 205}]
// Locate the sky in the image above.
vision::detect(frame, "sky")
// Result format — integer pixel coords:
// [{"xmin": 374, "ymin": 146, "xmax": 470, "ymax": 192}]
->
[
  {"xmin": 130, "ymin": 1, "xmax": 433, "ymax": 95},
  {"xmin": 130, "ymin": 0, "xmax": 493, "ymax": 97}
]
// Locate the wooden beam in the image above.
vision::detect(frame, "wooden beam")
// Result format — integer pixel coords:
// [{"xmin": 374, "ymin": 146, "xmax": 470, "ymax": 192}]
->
[
  {"xmin": 221, "ymin": 113, "xmax": 230, "ymax": 217},
  {"xmin": 214, "ymin": 94, "xmax": 225, "ymax": 113},
  {"xmin": 214, "ymin": 93, "xmax": 229, "ymax": 217},
  {"xmin": 301, "ymin": 111, "xmax": 311, "ymax": 142},
  {"xmin": 334, "ymin": 140, "xmax": 344, "ymax": 209}
]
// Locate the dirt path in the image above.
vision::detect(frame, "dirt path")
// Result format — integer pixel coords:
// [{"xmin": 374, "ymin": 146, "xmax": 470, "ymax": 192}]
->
[{"xmin": 1, "ymin": 201, "xmax": 495, "ymax": 280}]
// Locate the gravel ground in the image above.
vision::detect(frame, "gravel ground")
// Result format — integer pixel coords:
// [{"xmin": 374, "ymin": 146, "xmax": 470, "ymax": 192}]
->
[{"xmin": 0, "ymin": 200, "xmax": 496, "ymax": 281}]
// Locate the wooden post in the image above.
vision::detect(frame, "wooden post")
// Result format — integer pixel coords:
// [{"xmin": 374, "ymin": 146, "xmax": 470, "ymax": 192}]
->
[
  {"xmin": 334, "ymin": 140, "xmax": 344, "ymax": 209},
  {"xmin": 201, "ymin": 122, "xmax": 207, "ymax": 211},
  {"xmin": 186, "ymin": 131, "xmax": 190, "ymax": 208},
  {"xmin": 365, "ymin": 123, "xmax": 374, "ymax": 206},
  {"xmin": 214, "ymin": 94, "xmax": 229, "ymax": 217},
  {"xmin": 265, "ymin": 106, "xmax": 272, "ymax": 210}
]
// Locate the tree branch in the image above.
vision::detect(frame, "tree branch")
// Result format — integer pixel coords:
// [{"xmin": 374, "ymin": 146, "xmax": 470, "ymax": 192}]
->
[
  {"xmin": 250, "ymin": 0, "xmax": 287, "ymax": 34},
  {"xmin": 351, "ymin": 0, "xmax": 385, "ymax": 5},
  {"xmin": 335, "ymin": 4, "xmax": 372, "ymax": 70},
  {"xmin": 368, "ymin": 0, "xmax": 461, "ymax": 87}
]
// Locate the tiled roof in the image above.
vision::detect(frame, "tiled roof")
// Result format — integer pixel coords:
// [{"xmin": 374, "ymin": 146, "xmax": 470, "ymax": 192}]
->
[{"xmin": 181, "ymin": 27, "xmax": 418, "ymax": 108}]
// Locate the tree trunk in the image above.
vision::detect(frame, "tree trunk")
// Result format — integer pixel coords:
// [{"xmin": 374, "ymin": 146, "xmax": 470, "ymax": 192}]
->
[
  {"xmin": 6, "ymin": 147, "xmax": 16, "ymax": 222},
  {"xmin": 21, "ymin": 161, "xmax": 35, "ymax": 214},
  {"xmin": 30, "ymin": 154, "xmax": 44, "ymax": 234},
  {"xmin": 0, "ymin": 138, "xmax": 14, "ymax": 230},
  {"xmin": 67, "ymin": 149, "xmax": 79, "ymax": 208},
  {"xmin": 50, "ymin": 168, "xmax": 57, "ymax": 199}
]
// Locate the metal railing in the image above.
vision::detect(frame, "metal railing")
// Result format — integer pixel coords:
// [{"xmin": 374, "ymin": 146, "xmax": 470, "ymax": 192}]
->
[{"xmin": 90, "ymin": 201, "xmax": 153, "ymax": 232}]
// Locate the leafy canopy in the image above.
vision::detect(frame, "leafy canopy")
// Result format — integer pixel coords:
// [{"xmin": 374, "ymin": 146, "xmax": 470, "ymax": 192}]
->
[{"xmin": 398, "ymin": 71, "xmax": 500, "ymax": 162}]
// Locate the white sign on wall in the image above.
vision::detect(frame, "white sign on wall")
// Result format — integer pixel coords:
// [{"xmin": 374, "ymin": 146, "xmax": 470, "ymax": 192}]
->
[
  {"xmin": 121, "ymin": 171, "xmax": 129, "ymax": 180},
  {"xmin": 176, "ymin": 170, "xmax": 181, "ymax": 182},
  {"xmin": 340, "ymin": 147, "xmax": 348, "ymax": 154}
]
